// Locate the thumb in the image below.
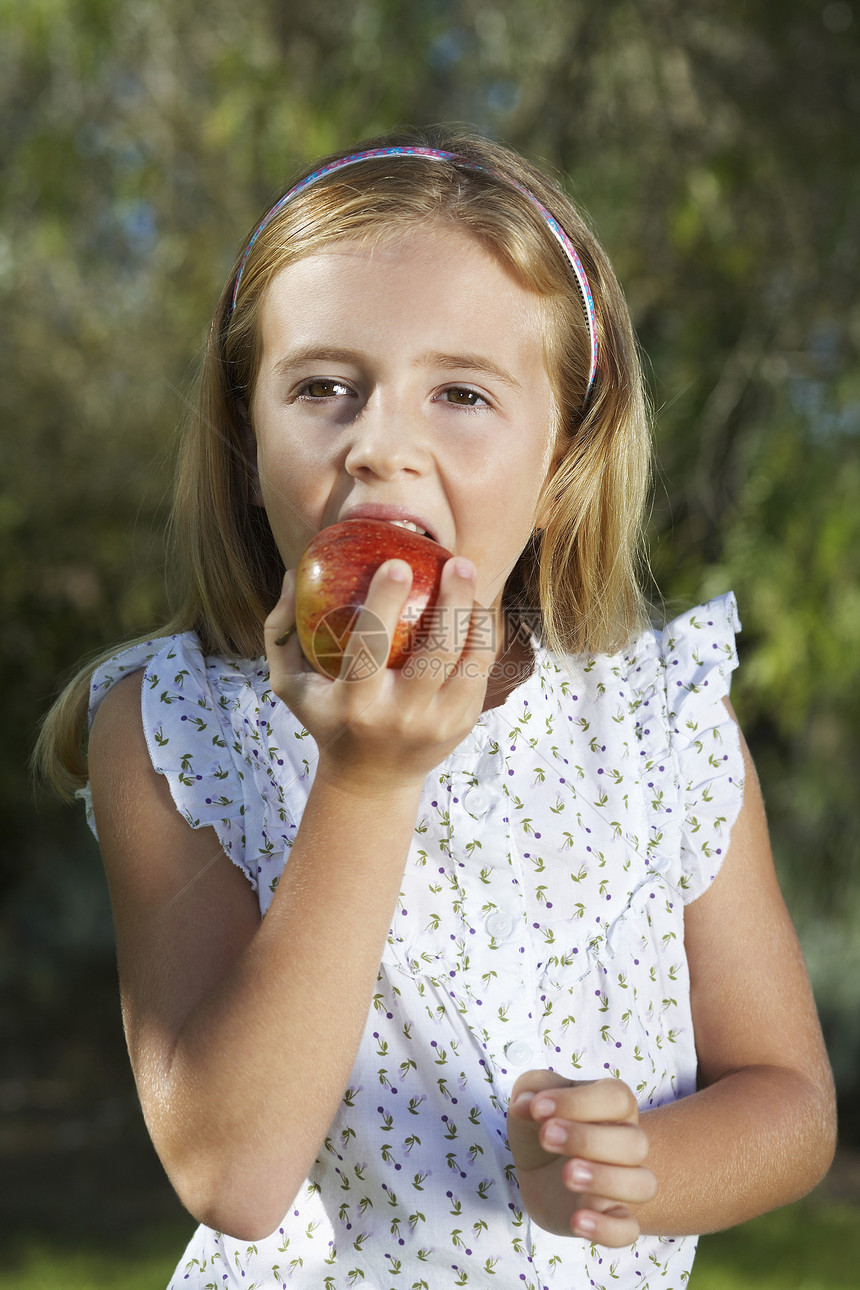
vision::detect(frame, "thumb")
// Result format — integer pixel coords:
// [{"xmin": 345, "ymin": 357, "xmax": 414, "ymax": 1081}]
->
[
  {"xmin": 506, "ymin": 1071, "xmax": 578, "ymax": 1173},
  {"xmin": 509, "ymin": 1069, "xmax": 582, "ymax": 1120}
]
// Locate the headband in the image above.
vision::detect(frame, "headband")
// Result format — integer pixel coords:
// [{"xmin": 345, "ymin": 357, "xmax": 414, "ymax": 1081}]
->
[{"xmin": 230, "ymin": 146, "xmax": 598, "ymax": 403}]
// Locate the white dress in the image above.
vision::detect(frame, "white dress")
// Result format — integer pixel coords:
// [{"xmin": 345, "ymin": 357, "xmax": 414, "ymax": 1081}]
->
[{"xmin": 82, "ymin": 593, "xmax": 744, "ymax": 1290}]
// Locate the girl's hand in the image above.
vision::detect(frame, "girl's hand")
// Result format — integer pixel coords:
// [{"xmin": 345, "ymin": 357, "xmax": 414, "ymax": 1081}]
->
[
  {"xmin": 507, "ymin": 1071, "xmax": 657, "ymax": 1247},
  {"xmin": 263, "ymin": 556, "xmax": 496, "ymax": 792}
]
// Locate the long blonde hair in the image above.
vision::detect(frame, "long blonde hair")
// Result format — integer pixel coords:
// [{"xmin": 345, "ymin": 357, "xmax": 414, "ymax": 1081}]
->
[{"xmin": 36, "ymin": 125, "xmax": 651, "ymax": 799}]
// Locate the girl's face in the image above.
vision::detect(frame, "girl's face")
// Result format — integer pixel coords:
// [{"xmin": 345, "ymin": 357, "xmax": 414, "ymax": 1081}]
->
[{"xmin": 249, "ymin": 224, "xmax": 559, "ymax": 619}]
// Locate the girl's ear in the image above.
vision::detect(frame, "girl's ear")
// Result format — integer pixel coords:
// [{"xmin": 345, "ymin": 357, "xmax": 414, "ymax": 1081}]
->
[{"xmin": 236, "ymin": 400, "xmax": 264, "ymax": 507}]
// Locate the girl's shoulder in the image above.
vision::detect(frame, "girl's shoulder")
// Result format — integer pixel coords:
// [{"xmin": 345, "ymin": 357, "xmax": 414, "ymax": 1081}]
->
[
  {"xmin": 531, "ymin": 590, "xmax": 740, "ymax": 711},
  {"xmin": 530, "ymin": 592, "xmax": 744, "ymax": 901},
  {"xmin": 623, "ymin": 590, "xmax": 741, "ymax": 714},
  {"xmin": 627, "ymin": 591, "xmax": 744, "ymax": 899},
  {"xmin": 626, "ymin": 590, "xmax": 742, "ymax": 691},
  {"xmin": 82, "ymin": 633, "xmax": 306, "ymax": 904},
  {"xmin": 86, "ymin": 631, "xmax": 266, "ymax": 728}
]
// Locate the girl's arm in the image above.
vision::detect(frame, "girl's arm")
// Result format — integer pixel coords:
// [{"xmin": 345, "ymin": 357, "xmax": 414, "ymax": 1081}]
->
[
  {"xmin": 507, "ymin": 704, "xmax": 836, "ymax": 1245},
  {"xmin": 638, "ymin": 709, "xmax": 836, "ymax": 1232},
  {"xmin": 89, "ymin": 558, "xmax": 494, "ymax": 1242}
]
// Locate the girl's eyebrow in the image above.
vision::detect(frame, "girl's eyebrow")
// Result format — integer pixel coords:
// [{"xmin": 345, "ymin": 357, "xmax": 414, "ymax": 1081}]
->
[
  {"xmin": 270, "ymin": 346, "xmax": 521, "ymax": 391},
  {"xmin": 417, "ymin": 351, "xmax": 522, "ymax": 390},
  {"xmin": 271, "ymin": 346, "xmax": 363, "ymax": 377}
]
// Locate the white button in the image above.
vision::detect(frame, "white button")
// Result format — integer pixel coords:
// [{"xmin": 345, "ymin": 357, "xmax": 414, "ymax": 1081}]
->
[
  {"xmin": 504, "ymin": 1040, "xmax": 533, "ymax": 1066},
  {"xmin": 463, "ymin": 789, "xmax": 490, "ymax": 818},
  {"xmin": 485, "ymin": 910, "xmax": 515, "ymax": 940}
]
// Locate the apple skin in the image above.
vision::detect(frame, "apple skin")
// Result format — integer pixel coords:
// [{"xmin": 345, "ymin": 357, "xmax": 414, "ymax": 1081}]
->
[{"xmin": 294, "ymin": 519, "xmax": 452, "ymax": 678}]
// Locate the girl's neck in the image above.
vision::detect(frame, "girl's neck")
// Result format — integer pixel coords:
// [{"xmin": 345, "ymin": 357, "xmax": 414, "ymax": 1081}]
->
[{"xmin": 482, "ymin": 610, "xmax": 536, "ymax": 712}]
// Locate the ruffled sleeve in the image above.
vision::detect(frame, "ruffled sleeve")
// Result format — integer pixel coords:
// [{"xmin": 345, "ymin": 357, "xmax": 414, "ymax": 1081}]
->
[
  {"xmin": 80, "ymin": 633, "xmax": 301, "ymax": 897},
  {"xmin": 630, "ymin": 593, "xmax": 745, "ymax": 902}
]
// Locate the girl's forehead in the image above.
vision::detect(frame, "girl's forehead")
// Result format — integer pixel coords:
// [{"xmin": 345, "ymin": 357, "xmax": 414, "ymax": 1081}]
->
[
  {"xmin": 278, "ymin": 216, "xmax": 537, "ymax": 282},
  {"xmin": 260, "ymin": 224, "xmax": 548, "ymax": 330},
  {"xmin": 258, "ymin": 229, "xmax": 552, "ymax": 366}
]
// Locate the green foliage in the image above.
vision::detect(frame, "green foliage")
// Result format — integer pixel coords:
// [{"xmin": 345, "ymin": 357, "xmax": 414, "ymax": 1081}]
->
[
  {"xmin": 2, "ymin": 1220, "xmax": 195, "ymax": 1290},
  {"xmin": 3, "ymin": 1197, "xmax": 859, "ymax": 1290},
  {"xmin": 694, "ymin": 1196, "xmax": 860, "ymax": 1290},
  {"xmin": 2, "ymin": 0, "xmax": 858, "ymax": 1097}
]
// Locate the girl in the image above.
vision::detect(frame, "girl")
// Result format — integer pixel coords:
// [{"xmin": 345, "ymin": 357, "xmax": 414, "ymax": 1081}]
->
[{"xmin": 37, "ymin": 127, "xmax": 835, "ymax": 1289}]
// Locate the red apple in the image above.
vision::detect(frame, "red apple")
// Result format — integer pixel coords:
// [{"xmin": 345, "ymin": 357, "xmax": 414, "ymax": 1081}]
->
[{"xmin": 294, "ymin": 518, "xmax": 452, "ymax": 678}]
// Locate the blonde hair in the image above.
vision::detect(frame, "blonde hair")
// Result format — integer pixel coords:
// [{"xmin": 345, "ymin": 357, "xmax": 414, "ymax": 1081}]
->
[{"xmin": 36, "ymin": 125, "xmax": 651, "ymax": 799}]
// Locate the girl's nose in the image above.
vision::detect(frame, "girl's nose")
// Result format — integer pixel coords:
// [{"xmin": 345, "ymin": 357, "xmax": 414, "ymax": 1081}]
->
[{"xmin": 343, "ymin": 404, "xmax": 427, "ymax": 481}]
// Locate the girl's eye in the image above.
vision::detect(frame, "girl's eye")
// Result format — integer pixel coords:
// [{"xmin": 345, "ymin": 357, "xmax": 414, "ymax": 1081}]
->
[
  {"xmin": 439, "ymin": 386, "xmax": 489, "ymax": 408},
  {"xmin": 298, "ymin": 378, "xmax": 354, "ymax": 399}
]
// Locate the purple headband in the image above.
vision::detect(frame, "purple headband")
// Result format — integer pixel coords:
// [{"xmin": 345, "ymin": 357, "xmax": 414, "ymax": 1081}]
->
[{"xmin": 230, "ymin": 146, "xmax": 598, "ymax": 402}]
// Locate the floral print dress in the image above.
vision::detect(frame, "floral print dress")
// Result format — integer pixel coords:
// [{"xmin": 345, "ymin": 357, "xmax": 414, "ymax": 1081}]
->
[{"xmin": 82, "ymin": 593, "xmax": 744, "ymax": 1290}]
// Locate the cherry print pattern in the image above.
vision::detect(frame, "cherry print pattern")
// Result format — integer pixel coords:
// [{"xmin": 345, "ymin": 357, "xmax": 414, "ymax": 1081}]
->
[{"xmin": 82, "ymin": 594, "xmax": 744, "ymax": 1289}]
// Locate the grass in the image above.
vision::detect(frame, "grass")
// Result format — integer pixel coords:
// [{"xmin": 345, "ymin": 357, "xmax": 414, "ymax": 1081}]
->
[
  {"xmin": 693, "ymin": 1196, "xmax": 860, "ymax": 1290},
  {"xmin": 2, "ymin": 1197, "xmax": 858, "ymax": 1290},
  {"xmin": 2, "ymin": 1219, "xmax": 194, "ymax": 1290}
]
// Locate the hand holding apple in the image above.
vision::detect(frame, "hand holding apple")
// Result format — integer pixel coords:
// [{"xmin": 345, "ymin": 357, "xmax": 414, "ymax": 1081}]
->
[{"xmin": 294, "ymin": 519, "xmax": 453, "ymax": 679}]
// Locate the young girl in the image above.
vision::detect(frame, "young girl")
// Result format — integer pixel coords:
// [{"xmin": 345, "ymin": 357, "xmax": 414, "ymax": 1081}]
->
[{"xmin": 38, "ymin": 127, "xmax": 835, "ymax": 1290}]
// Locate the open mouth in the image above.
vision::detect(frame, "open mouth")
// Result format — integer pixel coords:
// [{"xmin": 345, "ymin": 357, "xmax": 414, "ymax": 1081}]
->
[{"xmin": 388, "ymin": 519, "xmax": 434, "ymax": 540}]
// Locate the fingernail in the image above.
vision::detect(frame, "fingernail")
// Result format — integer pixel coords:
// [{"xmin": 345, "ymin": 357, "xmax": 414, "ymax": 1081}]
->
[
  {"xmin": 543, "ymin": 1121, "xmax": 566, "ymax": 1146},
  {"xmin": 453, "ymin": 557, "xmax": 476, "ymax": 581},
  {"xmin": 532, "ymin": 1098, "xmax": 555, "ymax": 1119},
  {"xmin": 574, "ymin": 1213, "xmax": 597, "ymax": 1237},
  {"xmin": 386, "ymin": 559, "xmax": 411, "ymax": 582},
  {"xmin": 511, "ymin": 1092, "xmax": 534, "ymax": 1113},
  {"xmin": 569, "ymin": 1160, "xmax": 594, "ymax": 1187}
]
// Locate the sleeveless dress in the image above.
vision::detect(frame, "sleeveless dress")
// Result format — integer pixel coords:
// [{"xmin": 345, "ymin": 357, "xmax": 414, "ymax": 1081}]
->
[{"xmin": 82, "ymin": 593, "xmax": 744, "ymax": 1290}]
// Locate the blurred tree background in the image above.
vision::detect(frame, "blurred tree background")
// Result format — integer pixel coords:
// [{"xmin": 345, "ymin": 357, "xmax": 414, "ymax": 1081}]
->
[{"xmin": 2, "ymin": 0, "xmax": 858, "ymax": 1255}]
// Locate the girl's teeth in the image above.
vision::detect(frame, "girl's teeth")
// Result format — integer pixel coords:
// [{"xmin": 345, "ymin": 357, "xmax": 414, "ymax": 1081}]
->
[{"xmin": 391, "ymin": 520, "xmax": 426, "ymax": 535}]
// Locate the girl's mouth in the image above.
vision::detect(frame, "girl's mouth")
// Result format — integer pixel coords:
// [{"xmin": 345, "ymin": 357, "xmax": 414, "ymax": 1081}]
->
[
  {"xmin": 339, "ymin": 505, "xmax": 441, "ymax": 544},
  {"xmin": 388, "ymin": 519, "xmax": 433, "ymax": 539}
]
